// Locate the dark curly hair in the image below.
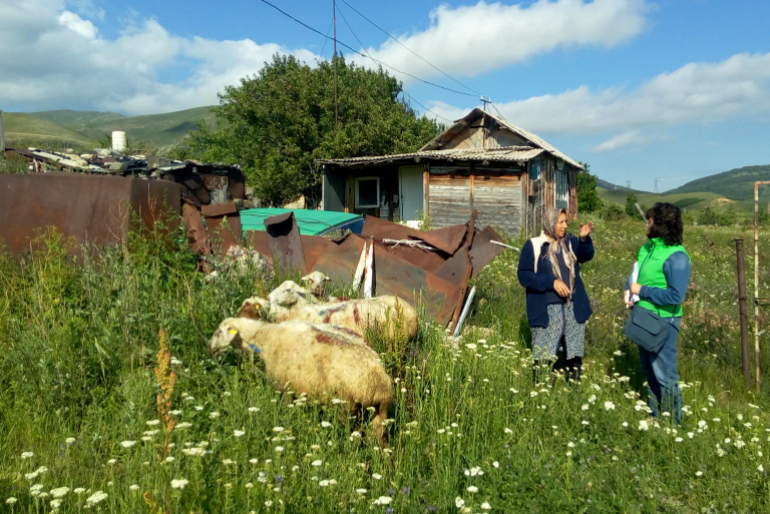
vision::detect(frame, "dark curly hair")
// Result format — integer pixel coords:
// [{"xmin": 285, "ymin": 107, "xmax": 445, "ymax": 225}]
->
[{"xmin": 646, "ymin": 202, "xmax": 683, "ymax": 246}]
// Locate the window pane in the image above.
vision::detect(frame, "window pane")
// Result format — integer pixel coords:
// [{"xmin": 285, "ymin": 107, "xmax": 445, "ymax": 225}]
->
[{"xmin": 358, "ymin": 179, "xmax": 378, "ymax": 206}]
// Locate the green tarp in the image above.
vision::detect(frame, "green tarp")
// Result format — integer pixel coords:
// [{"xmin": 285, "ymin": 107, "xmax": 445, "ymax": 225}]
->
[{"xmin": 239, "ymin": 208, "xmax": 364, "ymax": 236}]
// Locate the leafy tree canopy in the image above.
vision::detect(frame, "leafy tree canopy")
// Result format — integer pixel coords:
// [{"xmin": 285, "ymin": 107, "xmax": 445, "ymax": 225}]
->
[
  {"xmin": 576, "ymin": 162, "xmax": 602, "ymax": 213},
  {"xmin": 186, "ymin": 54, "xmax": 442, "ymax": 206}
]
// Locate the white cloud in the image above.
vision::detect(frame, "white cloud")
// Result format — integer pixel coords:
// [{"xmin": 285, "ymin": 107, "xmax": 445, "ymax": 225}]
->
[
  {"xmin": 431, "ymin": 52, "xmax": 770, "ymax": 137},
  {"xmin": 0, "ymin": 0, "xmax": 318, "ymax": 114},
  {"xmin": 589, "ymin": 131, "xmax": 642, "ymax": 152},
  {"xmin": 58, "ymin": 11, "xmax": 98, "ymax": 39},
  {"xmin": 358, "ymin": 0, "xmax": 649, "ymax": 80}
]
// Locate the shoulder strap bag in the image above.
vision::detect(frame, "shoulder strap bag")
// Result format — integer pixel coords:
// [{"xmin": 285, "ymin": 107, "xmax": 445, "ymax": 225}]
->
[{"xmin": 624, "ymin": 304, "xmax": 670, "ymax": 353}]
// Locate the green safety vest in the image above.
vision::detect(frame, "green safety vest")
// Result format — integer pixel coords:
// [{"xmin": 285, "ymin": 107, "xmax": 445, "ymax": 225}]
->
[{"xmin": 636, "ymin": 237, "xmax": 690, "ymax": 318}]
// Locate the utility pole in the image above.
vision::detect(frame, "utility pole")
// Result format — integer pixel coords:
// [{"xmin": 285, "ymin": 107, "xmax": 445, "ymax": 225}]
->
[
  {"xmin": 653, "ymin": 177, "xmax": 660, "ymax": 194},
  {"xmin": 333, "ymin": 0, "xmax": 338, "ymax": 126},
  {"xmin": 480, "ymin": 96, "xmax": 491, "ymax": 112},
  {"xmin": 626, "ymin": 181, "xmax": 631, "ymax": 189}
]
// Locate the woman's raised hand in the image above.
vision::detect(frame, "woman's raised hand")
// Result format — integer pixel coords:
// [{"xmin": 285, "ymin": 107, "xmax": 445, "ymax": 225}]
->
[
  {"xmin": 579, "ymin": 221, "xmax": 595, "ymax": 239},
  {"xmin": 553, "ymin": 279, "xmax": 570, "ymax": 297}
]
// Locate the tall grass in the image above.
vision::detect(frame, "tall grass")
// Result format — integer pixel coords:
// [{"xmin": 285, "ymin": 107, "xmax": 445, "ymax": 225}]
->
[{"xmin": 1, "ymin": 216, "xmax": 770, "ymax": 512}]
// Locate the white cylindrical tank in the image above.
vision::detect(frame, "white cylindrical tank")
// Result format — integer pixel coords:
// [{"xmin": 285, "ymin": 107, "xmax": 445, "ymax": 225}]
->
[{"xmin": 112, "ymin": 131, "xmax": 126, "ymax": 152}]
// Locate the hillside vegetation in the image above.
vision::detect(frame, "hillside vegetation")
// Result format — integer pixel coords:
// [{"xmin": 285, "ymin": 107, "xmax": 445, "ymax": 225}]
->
[
  {"xmin": 667, "ymin": 165, "xmax": 770, "ymax": 201},
  {"xmin": 3, "ymin": 113, "xmax": 96, "ymax": 146},
  {"xmin": 1, "ymin": 217, "xmax": 770, "ymax": 512},
  {"xmin": 597, "ymin": 183, "xmax": 728, "ymax": 211},
  {"xmin": 5, "ymin": 106, "xmax": 216, "ymax": 150}
]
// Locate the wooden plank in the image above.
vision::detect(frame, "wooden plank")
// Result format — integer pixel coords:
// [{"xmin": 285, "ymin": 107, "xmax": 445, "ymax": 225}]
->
[{"xmin": 423, "ymin": 170, "xmax": 430, "ymax": 214}]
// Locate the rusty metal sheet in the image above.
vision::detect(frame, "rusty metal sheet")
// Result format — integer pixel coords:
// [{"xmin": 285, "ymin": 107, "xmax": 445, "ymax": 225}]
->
[
  {"xmin": 422, "ymin": 224, "xmax": 468, "ymax": 255},
  {"xmin": 203, "ymin": 202, "xmax": 241, "ymax": 256},
  {"xmin": 227, "ymin": 169, "xmax": 246, "ymax": 199},
  {"xmin": 205, "ymin": 213, "xmax": 242, "ymax": 256},
  {"xmin": 183, "ymin": 204, "xmax": 210, "ymax": 257},
  {"xmin": 469, "ymin": 226, "xmax": 506, "ymax": 277},
  {"xmin": 162, "ymin": 168, "xmax": 210, "ymax": 205},
  {"xmin": 0, "ymin": 172, "xmax": 181, "ymax": 256},
  {"xmin": 245, "ymin": 230, "xmax": 333, "ymax": 270},
  {"xmin": 361, "ymin": 216, "xmax": 467, "ymax": 255},
  {"xmin": 264, "ymin": 212, "xmax": 307, "ymax": 274},
  {"xmin": 201, "ymin": 201, "xmax": 238, "ymax": 217},
  {"xmin": 311, "ymin": 234, "xmax": 461, "ymax": 325},
  {"xmin": 433, "ymin": 250, "xmax": 469, "ymax": 287}
]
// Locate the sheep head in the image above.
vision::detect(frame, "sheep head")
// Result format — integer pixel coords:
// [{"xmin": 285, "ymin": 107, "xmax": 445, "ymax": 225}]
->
[
  {"xmin": 268, "ymin": 280, "xmax": 307, "ymax": 306},
  {"xmin": 301, "ymin": 271, "xmax": 331, "ymax": 297},
  {"xmin": 237, "ymin": 297, "xmax": 270, "ymax": 321},
  {"xmin": 208, "ymin": 319, "xmax": 243, "ymax": 357}
]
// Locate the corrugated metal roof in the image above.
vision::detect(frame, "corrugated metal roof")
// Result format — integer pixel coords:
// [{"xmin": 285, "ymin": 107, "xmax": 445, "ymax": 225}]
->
[
  {"xmin": 420, "ymin": 108, "xmax": 583, "ymax": 170},
  {"xmin": 317, "ymin": 146, "xmax": 545, "ymax": 167}
]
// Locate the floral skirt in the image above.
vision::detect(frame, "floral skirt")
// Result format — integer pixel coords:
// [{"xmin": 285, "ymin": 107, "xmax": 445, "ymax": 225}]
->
[{"xmin": 531, "ymin": 302, "xmax": 586, "ymax": 360}]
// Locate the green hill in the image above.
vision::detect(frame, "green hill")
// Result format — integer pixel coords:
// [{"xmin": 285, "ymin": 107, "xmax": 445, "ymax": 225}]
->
[
  {"xmin": 3, "ymin": 113, "xmax": 96, "ymax": 145},
  {"xmin": 6, "ymin": 106, "xmax": 217, "ymax": 150},
  {"xmin": 664, "ymin": 164, "xmax": 770, "ymax": 201},
  {"xmin": 597, "ymin": 178, "xmax": 729, "ymax": 211}
]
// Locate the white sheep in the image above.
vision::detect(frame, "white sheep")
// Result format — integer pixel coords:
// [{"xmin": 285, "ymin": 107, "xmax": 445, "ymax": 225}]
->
[
  {"xmin": 270, "ymin": 277, "xmax": 345, "ymax": 305},
  {"xmin": 237, "ymin": 294, "xmax": 418, "ymax": 341},
  {"xmin": 208, "ymin": 317, "xmax": 393, "ymax": 446}
]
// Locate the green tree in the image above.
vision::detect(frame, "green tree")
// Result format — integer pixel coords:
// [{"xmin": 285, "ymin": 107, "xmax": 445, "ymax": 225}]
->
[
  {"xmin": 576, "ymin": 162, "xmax": 602, "ymax": 213},
  {"xmin": 186, "ymin": 54, "xmax": 442, "ymax": 205},
  {"xmin": 625, "ymin": 193, "xmax": 639, "ymax": 218}
]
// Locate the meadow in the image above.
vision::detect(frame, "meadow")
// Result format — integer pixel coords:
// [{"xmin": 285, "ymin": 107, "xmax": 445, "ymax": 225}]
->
[{"xmin": 2, "ymin": 215, "xmax": 770, "ymax": 513}]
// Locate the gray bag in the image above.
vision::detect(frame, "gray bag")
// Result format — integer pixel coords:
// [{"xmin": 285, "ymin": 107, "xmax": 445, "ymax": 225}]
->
[{"xmin": 624, "ymin": 304, "xmax": 670, "ymax": 353}]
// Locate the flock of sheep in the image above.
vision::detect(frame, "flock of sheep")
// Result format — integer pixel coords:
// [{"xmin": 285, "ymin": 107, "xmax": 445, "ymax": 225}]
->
[{"xmin": 208, "ymin": 272, "xmax": 419, "ymax": 447}]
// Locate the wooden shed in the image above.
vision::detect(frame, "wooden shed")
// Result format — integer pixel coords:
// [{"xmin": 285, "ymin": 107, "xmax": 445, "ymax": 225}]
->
[{"xmin": 317, "ymin": 108, "xmax": 582, "ymax": 236}]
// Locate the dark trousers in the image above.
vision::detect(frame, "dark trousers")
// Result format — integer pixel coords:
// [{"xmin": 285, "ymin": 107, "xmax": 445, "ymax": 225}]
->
[
  {"xmin": 533, "ymin": 338, "xmax": 582, "ymax": 382},
  {"xmin": 638, "ymin": 317, "xmax": 682, "ymax": 424}
]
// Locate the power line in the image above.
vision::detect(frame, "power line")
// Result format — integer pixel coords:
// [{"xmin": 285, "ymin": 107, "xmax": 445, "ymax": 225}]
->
[
  {"xmin": 257, "ymin": 0, "xmax": 476, "ymax": 97},
  {"xmin": 318, "ymin": 20, "xmax": 334, "ymax": 59},
  {"xmin": 401, "ymin": 91, "xmax": 453, "ymax": 124},
  {"xmin": 337, "ymin": 0, "xmax": 482, "ymax": 97}
]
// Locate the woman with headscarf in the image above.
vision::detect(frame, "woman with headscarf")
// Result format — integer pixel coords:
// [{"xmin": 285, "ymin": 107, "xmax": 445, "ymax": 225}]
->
[{"xmin": 517, "ymin": 208, "xmax": 595, "ymax": 380}]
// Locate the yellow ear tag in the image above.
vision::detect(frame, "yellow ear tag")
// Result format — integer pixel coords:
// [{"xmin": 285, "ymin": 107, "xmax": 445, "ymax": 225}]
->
[{"xmin": 228, "ymin": 329, "xmax": 238, "ymax": 335}]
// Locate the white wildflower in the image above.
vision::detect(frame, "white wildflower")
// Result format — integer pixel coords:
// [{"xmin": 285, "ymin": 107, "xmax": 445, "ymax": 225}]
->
[
  {"xmin": 604, "ymin": 401, "xmax": 616, "ymax": 411},
  {"xmin": 20, "ymin": 452, "xmax": 34, "ymax": 460},
  {"xmin": 233, "ymin": 430, "xmax": 245, "ymax": 437},
  {"xmin": 639, "ymin": 420, "xmax": 649, "ymax": 431},
  {"xmin": 455, "ymin": 497, "xmax": 465, "ymax": 508},
  {"xmin": 50, "ymin": 487, "xmax": 70, "ymax": 498},
  {"xmin": 145, "ymin": 420, "xmax": 160, "ymax": 426},
  {"xmin": 208, "ymin": 412, "xmax": 220, "ymax": 419},
  {"xmin": 120, "ymin": 441, "xmax": 136, "ymax": 448},
  {"xmin": 85, "ymin": 491, "xmax": 108, "ymax": 505},
  {"xmin": 481, "ymin": 502, "xmax": 492, "ymax": 510},
  {"xmin": 312, "ymin": 460, "xmax": 323, "ymax": 467},
  {"xmin": 467, "ymin": 486, "xmax": 478, "ymax": 493},
  {"xmin": 321, "ymin": 421, "xmax": 332, "ymax": 428},
  {"xmin": 170, "ymin": 479, "xmax": 189, "ymax": 490}
]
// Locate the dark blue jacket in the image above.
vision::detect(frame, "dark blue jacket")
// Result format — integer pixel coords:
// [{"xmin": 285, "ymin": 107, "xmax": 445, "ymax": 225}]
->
[{"xmin": 517, "ymin": 234, "xmax": 594, "ymax": 328}]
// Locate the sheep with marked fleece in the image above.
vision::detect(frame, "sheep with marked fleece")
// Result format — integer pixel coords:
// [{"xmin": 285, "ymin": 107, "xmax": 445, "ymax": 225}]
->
[
  {"xmin": 208, "ymin": 317, "xmax": 393, "ymax": 446},
  {"xmin": 237, "ymin": 293, "xmax": 418, "ymax": 341},
  {"xmin": 269, "ymin": 278, "xmax": 345, "ymax": 305}
]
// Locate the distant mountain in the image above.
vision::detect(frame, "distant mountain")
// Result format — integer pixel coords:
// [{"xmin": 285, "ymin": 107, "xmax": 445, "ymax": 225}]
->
[
  {"xmin": 664, "ymin": 164, "xmax": 770, "ymax": 201},
  {"xmin": 4, "ymin": 113, "xmax": 95, "ymax": 144},
  {"xmin": 5, "ymin": 106, "xmax": 217, "ymax": 150}
]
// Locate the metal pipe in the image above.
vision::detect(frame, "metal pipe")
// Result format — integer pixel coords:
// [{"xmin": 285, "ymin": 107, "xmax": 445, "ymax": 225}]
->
[
  {"xmin": 491, "ymin": 240, "xmax": 520, "ymax": 251},
  {"xmin": 756, "ymin": 182, "xmax": 761, "ymax": 391},
  {"xmin": 736, "ymin": 239, "xmax": 751, "ymax": 389},
  {"xmin": 453, "ymin": 286, "xmax": 477, "ymax": 338}
]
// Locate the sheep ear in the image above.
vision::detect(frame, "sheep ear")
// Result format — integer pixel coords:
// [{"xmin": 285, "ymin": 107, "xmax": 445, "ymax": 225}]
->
[
  {"xmin": 324, "ymin": 276, "xmax": 331, "ymax": 282},
  {"xmin": 301, "ymin": 275, "xmax": 309, "ymax": 281}
]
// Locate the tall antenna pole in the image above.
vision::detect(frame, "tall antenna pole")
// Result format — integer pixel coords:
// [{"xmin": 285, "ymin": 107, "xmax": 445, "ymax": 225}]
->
[
  {"xmin": 653, "ymin": 177, "xmax": 660, "ymax": 194},
  {"xmin": 333, "ymin": 0, "xmax": 338, "ymax": 125}
]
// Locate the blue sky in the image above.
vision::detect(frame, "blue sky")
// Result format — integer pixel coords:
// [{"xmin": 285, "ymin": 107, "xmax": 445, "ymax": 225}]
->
[{"xmin": 2, "ymin": 0, "xmax": 769, "ymax": 191}]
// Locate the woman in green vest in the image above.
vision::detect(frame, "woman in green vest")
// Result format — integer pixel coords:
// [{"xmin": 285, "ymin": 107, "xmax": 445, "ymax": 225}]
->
[{"xmin": 625, "ymin": 202, "xmax": 691, "ymax": 424}]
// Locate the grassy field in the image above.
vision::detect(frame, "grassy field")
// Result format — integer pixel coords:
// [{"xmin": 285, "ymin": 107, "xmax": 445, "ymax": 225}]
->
[
  {"xmin": 2, "ymin": 216, "xmax": 770, "ymax": 513},
  {"xmin": 6, "ymin": 107, "xmax": 216, "ymax": 150}
]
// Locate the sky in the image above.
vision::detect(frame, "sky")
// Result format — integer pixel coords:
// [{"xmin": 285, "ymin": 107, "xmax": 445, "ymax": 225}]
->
[{"xmin": 1, "ymin": 0, "xmax": 769, "ymax": 191}]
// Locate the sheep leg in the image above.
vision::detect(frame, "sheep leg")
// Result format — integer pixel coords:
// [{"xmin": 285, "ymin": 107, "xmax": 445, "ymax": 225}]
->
[{"xmin": 372, "ymin": 401, "xmax": 390, "ymax": 449}]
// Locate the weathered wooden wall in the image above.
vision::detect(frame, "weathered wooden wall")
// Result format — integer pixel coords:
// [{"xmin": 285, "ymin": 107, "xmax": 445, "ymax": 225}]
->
[
  {"xmin": 427, "ymin": 167, "xmax": 471, "ymax": 227},
  {"xmin": 427, "ymin": 165, "xmax": 523, "ymax": 236}
]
